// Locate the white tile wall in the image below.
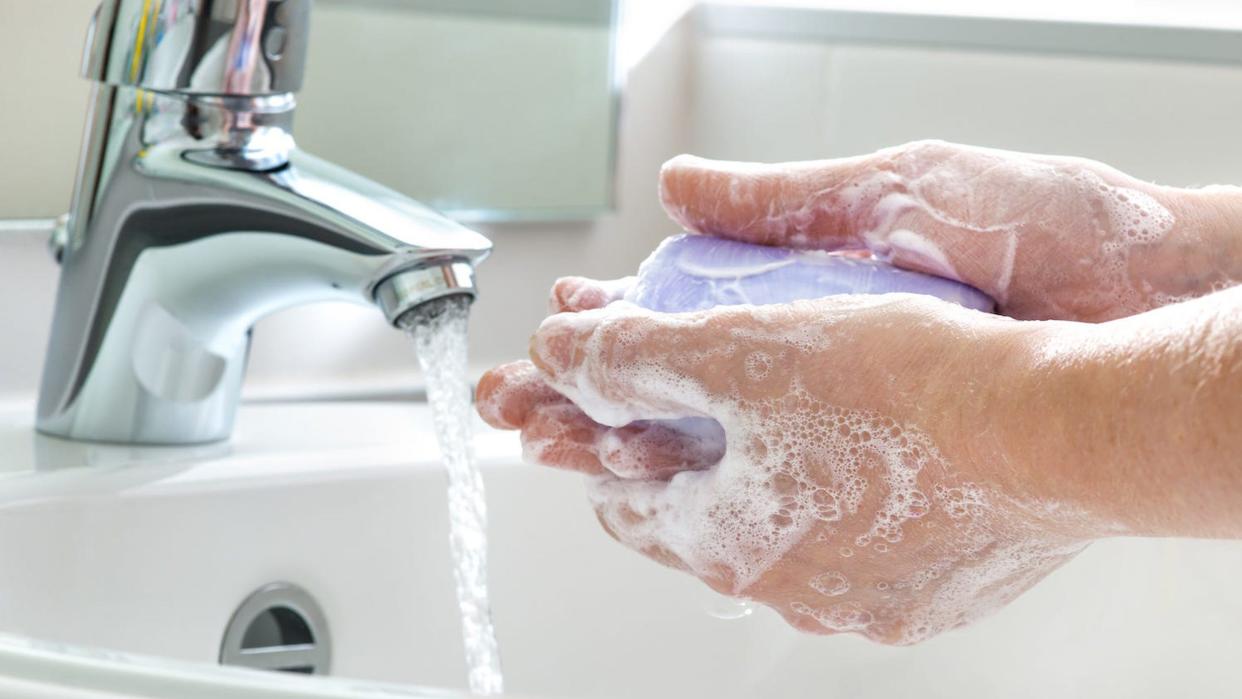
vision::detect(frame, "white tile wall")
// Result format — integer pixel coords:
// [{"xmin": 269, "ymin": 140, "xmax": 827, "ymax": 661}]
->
[
  {"xmin": 689, "ymin": 37, "xmax": 834, "ymax": 162},
  {"xmin": 821, "ymin": 45, "xmax": 1242, "ymax": 187}
]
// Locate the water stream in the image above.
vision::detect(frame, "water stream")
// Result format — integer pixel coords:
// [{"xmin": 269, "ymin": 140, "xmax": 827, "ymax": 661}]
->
[{"xmin": 403, "ymin": 296, "xmax": 504, "ymax": 695}]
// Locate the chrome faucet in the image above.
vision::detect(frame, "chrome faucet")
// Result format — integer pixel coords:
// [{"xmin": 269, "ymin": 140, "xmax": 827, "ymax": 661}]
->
[{"xmin": 38, "ymin": 0, "xmax": 492, "ymax": 445}]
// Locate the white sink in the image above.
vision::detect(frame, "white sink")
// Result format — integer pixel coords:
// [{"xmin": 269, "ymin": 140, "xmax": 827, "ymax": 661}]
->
[{"xmin": 0, "ymin": 400, "xmax": 1239, "ymax": 698}]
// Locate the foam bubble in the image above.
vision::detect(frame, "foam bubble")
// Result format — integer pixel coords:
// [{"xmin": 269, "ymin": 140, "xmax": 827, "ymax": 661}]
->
[
  {"xmin": 744, "ymin": 351, "xmax": 774, "ymax": 381},
  {"xmin": 895, "ymin": 538, "xmax": 1087, "ymax": 645},
  {"xmin": 519, "ymin": 403, "xmax": 593, "ymax": 468},
  {"xmin": 809, "ymin": 571, "xmax": 850, "ymax": 597},
  {"xmin": 792, "ymin": 600, "xmax": 875, "ymax": 632},
  {"xmin": 586, "ymin": 375, "xmax": 950, "ymax": 591},
  {"xmin": 884, "ymin": 229, "xmax": 958, "ymax": 279},
  {"xmin": 596, "ymin": 418, "xmax": 726, "ymax": 479},
  {"xmin": 934, "ymin": 482, "xmax": 987, "ymax": 520}
]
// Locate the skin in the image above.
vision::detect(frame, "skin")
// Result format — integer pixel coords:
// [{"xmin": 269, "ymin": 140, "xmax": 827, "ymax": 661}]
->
[{"xmin": 475, "ymin": 140, "xmax": 1242, "ymax": 644}]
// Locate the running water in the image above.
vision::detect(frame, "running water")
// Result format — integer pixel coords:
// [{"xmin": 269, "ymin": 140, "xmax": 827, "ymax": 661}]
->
[{"xmin": 402, "ymin": 296, "xmax": 504, "ymax": 695}]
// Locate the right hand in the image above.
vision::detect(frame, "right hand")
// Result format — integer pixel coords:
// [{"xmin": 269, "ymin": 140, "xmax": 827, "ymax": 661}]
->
[
  {"xmin": 479, "ymin": 294, "xmax": 1101, "ymax": 646},
  {"xmin": 660, "ymin": 140, "xmax": 1242, "ymax": 321}
]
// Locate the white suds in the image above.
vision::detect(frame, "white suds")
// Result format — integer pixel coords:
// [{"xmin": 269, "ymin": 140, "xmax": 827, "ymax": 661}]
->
[{"xmin": 809, "ymin": 571, "xmax": 851, "ymax": 597}]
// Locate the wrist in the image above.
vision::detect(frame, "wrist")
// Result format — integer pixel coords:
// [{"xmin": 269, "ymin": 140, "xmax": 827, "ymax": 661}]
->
[
  {"xmin": 1139, "ymin": 185, "xmax": 1242, "ymax": 301},
  {"xmin": 968, "ymin": 319, "xmax": 1128, "ymax": 536},
  {"xmin": 917, "ymin": 310, "xmax": 1115, "ymax": 537},
  {"xmin": 1008, "ymin": 295, "xmax": 1242, "ymax": 539}
]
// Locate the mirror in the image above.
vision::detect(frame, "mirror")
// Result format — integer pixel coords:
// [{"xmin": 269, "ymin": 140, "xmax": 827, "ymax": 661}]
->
[{"xmin": 296, "ymin": 0, "xmax": 620, "ymax": 222}]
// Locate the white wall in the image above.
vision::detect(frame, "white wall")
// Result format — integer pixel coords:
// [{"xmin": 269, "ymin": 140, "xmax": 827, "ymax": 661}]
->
[
  {"xmin": 297, "ymin": 5, "xmax": 615, "ymax": 218},
  {"xmin": 688, "ymin": 35, "xmax": 1242, "ymax": 187},
  {"xmin": 0, "ymin": 0, "xmax": 97, "ymax": 219},
  {"xmin": 711, "ymin": 0, "xmax": 1242, "ymax": 28},
  {"xmin": 0, "ymin": 1, "xmax": 618, "ymax": 220}
]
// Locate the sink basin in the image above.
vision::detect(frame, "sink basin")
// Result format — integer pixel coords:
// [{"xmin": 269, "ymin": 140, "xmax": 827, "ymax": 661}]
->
[{"xmin": 0, "ymin": 400, "xmax": 1239, "ymax": 697}]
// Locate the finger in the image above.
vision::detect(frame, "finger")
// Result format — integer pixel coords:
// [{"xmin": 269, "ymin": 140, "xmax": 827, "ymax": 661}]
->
[
  {"xmin": 548, "ymin": 276, "xmax": 636, "ymax": 314},
  {"xmin": 475, "ymin": 360, "xmax": 564, "ymax": 430},
  {"xmin": 592, "ymin": 503, "xmax": 691, "ymax": 574},
  {"xmin": 588, "ymin": 476, "xmax": 692, "ymax": 573},
  {"xmin": 521, "ymin": 402, "xmax": 608, "ymax": 475},
  {"xmin": 529, "ymin": 305, "xmax": 739, "ymax": 426},
  {"xmin": 598, "ymin": 417, "xmax": 725, "ymax": 480},
  {"xmin": 659, "ymin": 152, "xmax": 875, "ymax": 250},
  {"xmin": 587, "ymin": 473, "xmax": 738, "ymax": 591},
  {"xmin": 520, "ymin": 403, "xmax": 725, "ymax": 479}
]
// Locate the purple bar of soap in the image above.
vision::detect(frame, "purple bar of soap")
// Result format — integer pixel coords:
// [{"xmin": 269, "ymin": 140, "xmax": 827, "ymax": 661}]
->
[{"xmin": 625, "ymin": 234, "xmax": 995, "ymax": 313}]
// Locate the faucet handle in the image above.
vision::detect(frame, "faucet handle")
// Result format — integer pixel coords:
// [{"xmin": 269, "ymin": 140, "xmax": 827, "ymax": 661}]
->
[{"xmin": 83, "ymin": 0, "xmax": 310, "ymax": 96}]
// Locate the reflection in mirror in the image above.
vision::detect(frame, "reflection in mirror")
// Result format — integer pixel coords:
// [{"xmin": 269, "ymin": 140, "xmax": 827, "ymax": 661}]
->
[{"xmin": 298, "ymin": 0, "xmax": 619, "ymax": 222}]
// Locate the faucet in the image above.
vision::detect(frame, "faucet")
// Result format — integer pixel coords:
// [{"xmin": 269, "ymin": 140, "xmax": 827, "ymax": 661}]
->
[{"xmin": 38, "ymin": 0, "xmax": 492, "ymax": 445}]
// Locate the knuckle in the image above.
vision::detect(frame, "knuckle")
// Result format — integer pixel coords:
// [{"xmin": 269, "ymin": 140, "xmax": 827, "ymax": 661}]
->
[
  {"xmin": 903, "ymin": 138, "xmax": 956, "ymax": 156},
  {"xmin": 592, "ymin": 314, "xmax": 648, "ymax": 369},
  {"xmin": 882, "ymin": 139, "xmax": 960, "ymax": 173},
  {"xmin": 592, "ymin": 314, "xmax": 627, "ymax": 346}
]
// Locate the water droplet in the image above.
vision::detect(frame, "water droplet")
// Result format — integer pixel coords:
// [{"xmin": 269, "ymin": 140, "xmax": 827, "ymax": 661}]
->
[{"xmin": 701, "ymin": 588, "xmax": 756, "ymax": 620}]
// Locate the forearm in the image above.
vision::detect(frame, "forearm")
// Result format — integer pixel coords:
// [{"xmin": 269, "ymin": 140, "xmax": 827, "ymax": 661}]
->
[{"xmin": 1009, "ymin": 285, "xmax": 1242, "ymax": 538}]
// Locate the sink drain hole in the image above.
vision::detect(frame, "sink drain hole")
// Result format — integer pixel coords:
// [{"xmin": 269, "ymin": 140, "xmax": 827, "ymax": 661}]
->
[
  {"xmin": 242, "ymin": 606, "xmax": 315, "ymax": 649},
  {"xmin": 221, "ymin": 583, "xmax": 331, "ymax": 675}
]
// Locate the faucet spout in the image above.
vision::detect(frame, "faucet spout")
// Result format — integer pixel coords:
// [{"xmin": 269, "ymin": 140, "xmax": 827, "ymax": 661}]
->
[
  {"xmin": 38, "ymin": 85, "xmax": 491, "ymax": 445},
  {"xmin": 40, "ymin": 0, "xmax": 493, "ymax": 445}
]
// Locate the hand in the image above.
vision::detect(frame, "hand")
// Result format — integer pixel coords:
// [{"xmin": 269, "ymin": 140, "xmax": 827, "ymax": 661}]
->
[
  {"xmin": 660, "ymin": 140, "xmax": 1242, "ymax": 321},
  {"xmin": 479, "ymin": 293, "xmax": 1111, "ymax": 645},
  {"xmin": 476, "ymin": 142, "xmax": 1242, "ymax": 645}
]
